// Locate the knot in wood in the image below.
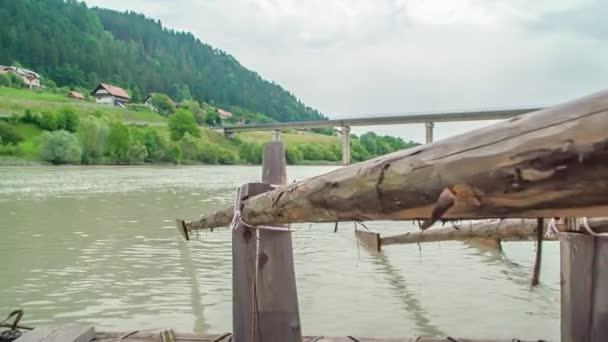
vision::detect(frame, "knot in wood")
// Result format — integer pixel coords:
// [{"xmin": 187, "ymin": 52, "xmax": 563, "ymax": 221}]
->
[{"xmin": 258, "ymin": 252, "xmax": 269, "ymax": 266}]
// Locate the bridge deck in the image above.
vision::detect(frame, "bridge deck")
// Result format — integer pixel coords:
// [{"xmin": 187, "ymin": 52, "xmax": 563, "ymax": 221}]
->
[{"xmin": 222, "ymin": 108, "xmax": 541, "ymax": 132}]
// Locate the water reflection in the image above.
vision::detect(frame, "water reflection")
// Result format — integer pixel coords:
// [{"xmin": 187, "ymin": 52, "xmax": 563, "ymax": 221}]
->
[{"xmin": 367, "ymin": 251, "xmax": 443, "ymax": 335}]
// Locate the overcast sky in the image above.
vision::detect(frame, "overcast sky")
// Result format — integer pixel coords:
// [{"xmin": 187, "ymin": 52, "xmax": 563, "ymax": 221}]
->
[{"xmin": 85, "ymin": 0, "xmax": 608, "ymax": 142}]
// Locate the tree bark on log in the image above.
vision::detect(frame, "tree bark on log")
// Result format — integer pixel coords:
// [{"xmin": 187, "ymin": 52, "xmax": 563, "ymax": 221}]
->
[{"xmin": 181, "ymin": 89, "xmax": 608, "ymax": 233}]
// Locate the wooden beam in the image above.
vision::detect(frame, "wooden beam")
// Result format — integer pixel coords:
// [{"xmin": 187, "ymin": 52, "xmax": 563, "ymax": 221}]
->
[
  {"xmin": 180, "ymin": 89, "xmax": 608, "ymax": 231},
  {"xmin": 256, "ymin": 141, "xmax": 302, "ymax": 342},
  {"xmin": 380, "ymin": 218, "xmax": 608, "ymax": 247},
  {"xmin": 94, "ymin": 331, "xmax": 549, "ymax": 342},
  {"xmin": 355, "ymin": 229, "xmax": 381, "ymax": 252},
  {"xmin": 232, "ymin": 183, "xmax": 271, "ymax": 342},
  {"xmin": 17, "ymin": 324, "xmax": 94, "ymax": 342}
]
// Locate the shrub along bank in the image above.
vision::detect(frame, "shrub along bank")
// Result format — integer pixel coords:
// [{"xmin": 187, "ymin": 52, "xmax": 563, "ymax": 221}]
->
[{"xmin": 0, "ymin": 106, "xmax": 419, "ymax": 166}]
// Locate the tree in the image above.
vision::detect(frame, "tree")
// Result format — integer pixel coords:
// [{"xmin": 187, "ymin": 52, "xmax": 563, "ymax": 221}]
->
[
  {"xmin": 127, "ymin": 142, "xmax": 148, "ymax": 163},
  {"xmin": 21, "ymin": 108, "xmax": 38, "ymax": 124},
  {"xmin": 180, "ymin": 100, "xmax": 205, "ymax": 125},
  {"xmin": 131, "ymin": 86, "xmax": 142, "ymax": 103},
  {"xmin": 142, "ymin": 127, "xmax": 167, "ymax": 162},
  {"xmin": 165, "ymin": 144, "xmax": 181, "ymax": 164},
  {"xmin": 38, "ymin": 130, "xmax": 82, "ymax": 164},
  {"xmin": 0, "ymin": 122, "xmax": 24, "ymax": 145},
  {"xmin": 168, "ymin": 109, "xmax": 200, "ymax": 141},
  {"xmin": 285, "ymin": 145, "xmax": 303, "ymax": 165},
  {"xmin": 56, "ymin": 107, "xmax": 80, "ymax": 132},
  {"xmin": 37, "ymin": 111, "xmax": 58, "ymax": 131},
  {"xmin": 205, "ymin": 109, "xmax": 220, "ymax": 126},
  {"xmin": 238, "ymin": 143, "xmax": 263, "ymax": 164},
  {"xmin": 79, "ymin": 116, "xmax": 109, "ymax": 164},
  {"xmin": 106, "ymin": 121, "xmax": 132, "ymax": 162},
  {"xmin": 0, "ymin": 73, "xmax": 11, "ymax": 87},
  {"xmin": 179, "ymin": 132, "xmax": 199, "ymax": 161},
  {"xmin": 360, "ymin": 132, "xmax": 379, "ymax": 156},
  {"xmin": 150, "ymin": 94, "xmax": 175, "ymax": 116}
]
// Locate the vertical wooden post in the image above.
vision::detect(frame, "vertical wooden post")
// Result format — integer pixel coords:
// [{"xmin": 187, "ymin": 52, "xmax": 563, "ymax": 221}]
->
[
  {"xmin": 257, "ymin": 141, "xmax": 302, "ymax": 342},
  {"xmin": 341, "ymin": 125, "xmax": 351, "ymax": 166},
  {"xmin": 232, "ymin": 182, "xmax": 272, "ymax": 342},
  {"xmin": 272, "ymin": 129, "xmax": 281, "ymax": 142},
  {"xmin": 560, "ymin": 232, "xmax": 608, "ymax": 342},
  {"xmin": 425, "ymin": 121, "xmax": 434, "ymax": 144}
]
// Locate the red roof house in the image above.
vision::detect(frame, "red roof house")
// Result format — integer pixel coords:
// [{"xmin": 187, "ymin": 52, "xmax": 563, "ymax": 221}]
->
[
  {"xmin": 90, "ymin": 83, "xmax": 130, "ymax": 108},
  {"xmin": 217, "ymin": 108, "xmax": 233, "ymax": 119}
]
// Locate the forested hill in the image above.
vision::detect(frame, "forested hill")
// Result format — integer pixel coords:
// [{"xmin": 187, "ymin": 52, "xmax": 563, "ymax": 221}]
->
[{"xmin": 0, "ymin": 0, "xmax": 326, "ymax": 122}]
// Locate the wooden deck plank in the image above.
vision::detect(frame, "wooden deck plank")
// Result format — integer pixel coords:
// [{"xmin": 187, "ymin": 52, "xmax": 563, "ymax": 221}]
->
[
  {"xmin": 17, "ymin": 324, "xmax": 94, "ymax": 342},
  {"xmin": 93, "ymin": 331, "xmax": 549, "ymax": 342}
]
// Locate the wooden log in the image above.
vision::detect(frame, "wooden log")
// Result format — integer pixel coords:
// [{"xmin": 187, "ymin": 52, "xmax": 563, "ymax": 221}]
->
[
  {"xmin": 256, "ymin": 141, "xmax": 302, "ymax": 342},
  {"xmin": 355, "ymin": 229, "xmax": 381, "ymax": 252},
  {"xmin": 381, "ymin": 218, "xmax": 608, "ymax": 246},
  {"xmin": 18, "ymin": 324, "xmax": 94, "ymax": 342},
  {"xmin": 180, "ymin": 89, "xmax": 608, "ymax": 232},
  {"xmin": 232, "ymin": 183, "xmax": 271, "ymax": 342}
]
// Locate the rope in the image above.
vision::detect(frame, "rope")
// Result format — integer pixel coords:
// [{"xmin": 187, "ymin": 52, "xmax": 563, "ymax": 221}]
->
[
  {"xmin": 544, "ymin": 218, "xmax": 559, "ymax": 238},
  {"xmin": 230, "ymin": 186, "xmax": 291, "ymax": 232},
  {"xmin": 582, "ymin": 217, "xmax": 608, "ymax": 236},
  {"xmin": 210, "ymin": 332, "xmax": 232, "ymax": 342}
]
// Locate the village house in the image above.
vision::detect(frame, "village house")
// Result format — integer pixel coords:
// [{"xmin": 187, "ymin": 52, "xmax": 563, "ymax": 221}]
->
[
  {"xmin": 0, "ymin": 65, "xmax": 41, "ymax": 88},
  {"xmin": 67, "ymin": 91, "xmax": 84, "ymax": 100},
  {"xmin": 217, "ymin": 108, "xmax": 233, "ymax": 119},
  {"xmin": 90, "ymin": 83, "xmax": 130, "ymax": 108}
]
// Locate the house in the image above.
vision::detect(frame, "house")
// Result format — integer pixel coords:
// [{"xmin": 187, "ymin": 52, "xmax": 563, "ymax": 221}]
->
[
  {"xmin": 217, "ymin": 108, "xmax": 233, "ymax": 119},
  {"xmin": 67, "ymin": 91, "xmax": 84, "ymax": 100},
  {"xmin": 143, "ymin": 93, "xmax": 176, "ymax": 112},
  {"xmin": 0, "ymin": 65, "xmax": 41, "ymax": 88},
  {"xmin": 90, "ymin": 83, "xmax": 130, "ymax": 108}
]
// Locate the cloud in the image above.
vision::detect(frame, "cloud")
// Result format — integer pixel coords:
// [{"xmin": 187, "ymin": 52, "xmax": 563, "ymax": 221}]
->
[{"xmin": 84, "ymin": 0, "xmax": 608, "ymax": 142}]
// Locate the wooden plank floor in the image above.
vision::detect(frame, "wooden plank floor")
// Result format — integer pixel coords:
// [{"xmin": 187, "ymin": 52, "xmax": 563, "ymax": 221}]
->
[{"xmin": 93, "ymin": 331, "xmax": 549, "ymax": 342}]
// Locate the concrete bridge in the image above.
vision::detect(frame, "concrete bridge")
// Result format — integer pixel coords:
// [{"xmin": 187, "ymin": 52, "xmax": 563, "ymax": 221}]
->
[{"xmin": 219, "ymin": 107, "xmax": 541, "ymax": 165}]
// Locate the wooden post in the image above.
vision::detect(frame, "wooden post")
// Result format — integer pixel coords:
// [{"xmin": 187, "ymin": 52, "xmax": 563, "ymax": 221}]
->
[
  {"xmin": 341, "ymin": 125, "xmax": 351, "ymax": 166},
  {"xmin": 232, "ymin": 183, "xmax": 272, "ymax": 342},
  {"xmin": 257, "ymin": 141, "xmax": 302, "ymax": 342},
  {"xmin": 424, "ymin": 121, "xmax": 434, "ymax": 143},
  {"xmin": 560, "ymin": 232, "xmax": 608, "ymax": 342},
  {"xmin": 272, "ymin": 129, "xmax": 281, "ymax": 142}
]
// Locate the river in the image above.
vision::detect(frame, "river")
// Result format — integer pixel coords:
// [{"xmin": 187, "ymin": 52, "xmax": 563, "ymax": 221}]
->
[{"xmin": 0, "ymin": 166, "xmax": 559, "ymax": 339}]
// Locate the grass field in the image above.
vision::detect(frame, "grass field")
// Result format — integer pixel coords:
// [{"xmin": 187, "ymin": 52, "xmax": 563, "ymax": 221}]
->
[{"xmin": 0, "ymin": 87, "xmax": 167, "ymax": 123}]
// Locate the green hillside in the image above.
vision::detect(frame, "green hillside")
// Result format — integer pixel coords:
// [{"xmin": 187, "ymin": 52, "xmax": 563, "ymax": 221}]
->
[
  {"xmin": 0, "ymin": 0, "xmax": 326, "ymax": 122},
  {"xmin": 0, "ymin": 87, "xmax": 417, "ymax": 166}
]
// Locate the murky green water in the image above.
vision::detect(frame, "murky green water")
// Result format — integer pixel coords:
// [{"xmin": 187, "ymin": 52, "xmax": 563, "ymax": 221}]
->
[{"xmin": 0, "ymin": 166, "xmax": 558, "ymax": 339}]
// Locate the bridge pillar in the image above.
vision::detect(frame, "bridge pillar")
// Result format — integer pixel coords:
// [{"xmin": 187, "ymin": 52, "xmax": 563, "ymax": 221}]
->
[
  {"xmin": 425, "ymin": 121, "xmax": 434, "ymax": 144},
  {"xmin": 341, "ymin": 125, "xmax": 351, "ymax": 166},
  {"xmin": 272, "ymin": 129, "xmax": 281, "ymax": 142},
  {"xmin": 225, "ymin": 131, "xmax": 236, "ymax": 139}
]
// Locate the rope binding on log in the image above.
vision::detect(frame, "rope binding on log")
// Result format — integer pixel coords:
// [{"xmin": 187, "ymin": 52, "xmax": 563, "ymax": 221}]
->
[{"xmin": 230, "ymin": 185, "xmax": 292, "ymax": 232}]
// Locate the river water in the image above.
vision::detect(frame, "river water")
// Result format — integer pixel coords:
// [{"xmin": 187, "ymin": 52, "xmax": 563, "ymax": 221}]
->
[{"xmin": 0, "ymin": 166, "xmax": 559, "ymax": 339}]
